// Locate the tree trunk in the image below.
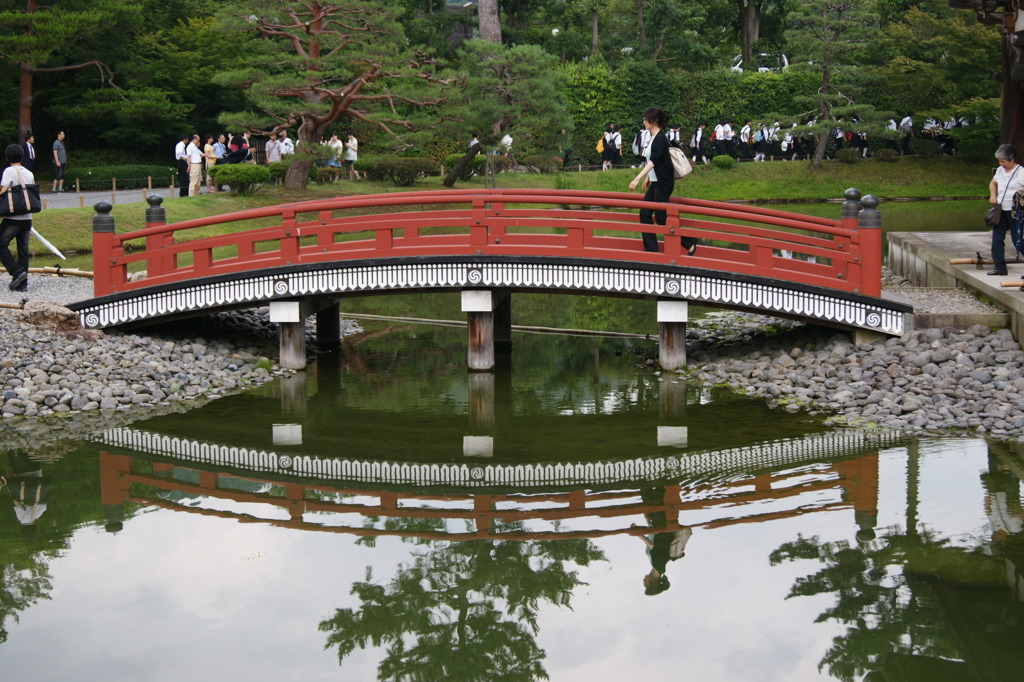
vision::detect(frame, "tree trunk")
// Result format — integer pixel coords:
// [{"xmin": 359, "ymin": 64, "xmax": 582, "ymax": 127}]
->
[
  {"xmin": 740, "ymin": 0, "xmax": 760, "ymax": 72},
  {"xmin": 444, "ymin": 145, "xmax": 482, "ymax": 187},
  {"xmin": 636, "ymin": 1, "xmax": 646, "ymax": 48},
  {"xmin": 591, "ymin": 10, "xmax": 598, "ymax": 55},
  {"xmin": 478, "ymin": 0, "xmax": 502, "ymax": 44},
  {"xmin": 18, "ymin": 0, "xmax": 37, "ymax": 143},
  {"xmin": 18, "ymin": 67, "xmax": 33, "ymax": 144}
]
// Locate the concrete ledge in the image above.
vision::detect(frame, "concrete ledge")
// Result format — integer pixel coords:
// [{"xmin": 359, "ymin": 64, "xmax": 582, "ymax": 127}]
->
[{"xmin": 888, "ymin": 231, "xmax": 1024, "ymax": 338}]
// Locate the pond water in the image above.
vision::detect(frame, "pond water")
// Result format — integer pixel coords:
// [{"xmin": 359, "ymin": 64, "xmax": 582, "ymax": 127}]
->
[{"xmin": 1, "ymin": 320, "xmax": 1023, "ymax": 681}]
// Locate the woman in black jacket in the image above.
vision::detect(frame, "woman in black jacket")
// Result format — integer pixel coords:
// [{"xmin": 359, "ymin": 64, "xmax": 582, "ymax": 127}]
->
[{"xmin": 628, "ymin": 107, "xmax": 697, "ymax": 255}]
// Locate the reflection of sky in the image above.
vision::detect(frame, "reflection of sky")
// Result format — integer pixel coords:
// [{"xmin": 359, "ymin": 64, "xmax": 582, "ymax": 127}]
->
[{"xmin": 0, "ymin": 438, "xmax": 1019, "ymax": 680}]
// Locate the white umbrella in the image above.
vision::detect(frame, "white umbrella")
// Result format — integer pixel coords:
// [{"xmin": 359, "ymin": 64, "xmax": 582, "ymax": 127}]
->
[{"xmin": 31, "ymin": 227, "xmax": 65, "ymax": 260}]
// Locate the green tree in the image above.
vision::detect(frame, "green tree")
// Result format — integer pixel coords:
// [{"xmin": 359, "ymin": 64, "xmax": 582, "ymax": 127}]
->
[
  {"xmin": 441, "ymin": 41, "xmax": 567, "ymax": 186},
  {"xmin": 864, "ymin": 2, "xmax": 1000, "ymax": 114},
  {"xmin": 319, "ymin": 535, "xmax": 606, "ymax": 680},
  {"xmin": 786, "ymin": 0, "xmax": 885, "ymax": 168},
  {"xmin": 0, "ymin": 0, "xmax": 130, "ymax": 142},
  {"xmin": 216, "ymin": 0, "xmax": 452, "ymax": 190}
]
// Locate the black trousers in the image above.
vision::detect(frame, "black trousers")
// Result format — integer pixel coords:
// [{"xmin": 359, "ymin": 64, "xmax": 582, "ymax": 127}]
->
[
  {"xmin": 639, "ymin": 180, "xmax": 696, "ymax": 252},
  {"xmin": 177, "ymin": 159, "xmax": 189, "ymax": 197},
  {"xmin": 0, "ymin": 218, "xmax": 31, "ymax": 278},
  {"xmin": 992, "ymin": 209, "xmax": 1015, "ymax": 271}
]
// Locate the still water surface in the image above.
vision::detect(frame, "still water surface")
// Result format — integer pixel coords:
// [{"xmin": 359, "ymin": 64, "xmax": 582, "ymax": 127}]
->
[{"xmin": 1, "ymin": 320, "xmax": 1023, "ymax": 681}]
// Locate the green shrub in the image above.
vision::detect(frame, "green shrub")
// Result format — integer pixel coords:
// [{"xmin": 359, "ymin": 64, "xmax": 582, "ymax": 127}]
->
[
  {"xmin": 444, "ymin": 153, "xmax": 486, "ymax": 181},
  {"xmin": 70, "ymin": 165, "xmax": 176, "ymax": 191},
  {"xmin": 872, "ymin": 148, "xmax": 897, "ymax": 162},
  {"xmin": 521, "ymin": 155, "xmax": 562, "ymax": 173},
  {"xmin": 365, "ymin": 157, "xmax": 435, "ymax": 186},
  {"xmin": 958, "ymin": 139, "xmax": 992, "ymax": 160},
  {"xmin": 312, "ymin": 166, "xmax": 341, "ymax": 184},
  {"xmin": 834, "ymin": 148, "xmax": 861, "ymax": 164},
  {"xmin": 908, "ymin": 139, "xmax": 941, "ymax": 157},
  {"xmin": 267, "ymin": 161, "xmax": 289, "ymax": 181},
  {"xmin": 711, "ymin": 154, "xmax": 735, "ymax": 170},
  {"xmin": 207, "ymin": 164, "xmax": 271, "ymax": 195},
  {"xmin": 873, "ymin": 148, "xmax": 900, "ymax": 163}
]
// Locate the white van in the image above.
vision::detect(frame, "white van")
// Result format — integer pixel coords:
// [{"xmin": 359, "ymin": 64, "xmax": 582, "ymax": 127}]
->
[{"xmin": 729, "ymin": 54, "xmax": 789, "ymax": 73}]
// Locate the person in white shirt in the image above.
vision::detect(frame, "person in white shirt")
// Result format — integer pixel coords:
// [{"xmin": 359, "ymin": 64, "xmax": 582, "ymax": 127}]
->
[
  {"xmin": 174, "ymin": 134, "xmax": 189, "ymax": 197},
  {"xmin": 739, "ymin": 120, "xmax": 752, "ymax": 159},
  {"xmin": 691, "ymin": 123, "xmax": 709, "ymax": 165},
  {"xmin": 500, "ymin": 132, "xmax": 513, "ymax": 157},
  {"xmin": 279, "ymin": 131, "xmax": 295, "ymax": 156},
  {"xmin": 722, "ymin": 119, "xmax": 735, "ymax": 158},
  {"xmin": 326, "ymin": 133, "xmax": 343, "ymax": 169},
  {"xmin": 713, "ymin": 120, "xmax": 726, "ymax": 156},
  {"xmin": 265, "ymin": 135, "xmax": 281, "ymax": 164},
  {"xmin": 0, "ymin": 144, "xmax": 34, "ymax": 291},
  {"xmin": 987, "ymin": 143, "xmax": 1024, "ymax": 276},
  {"xmin": 186, "ymin": 135, "xmax": 204, "ymax": 196},
  {"xmin": 899, "ymin": 112, "xmax": 913, "ymax": 154},
  {"xmin": 344, "ymin": 130, "xmax": 360, "ymax": 180},
  {"xmin": 665, "ymin": 124, "xmax": 679, "ymax": 145}
]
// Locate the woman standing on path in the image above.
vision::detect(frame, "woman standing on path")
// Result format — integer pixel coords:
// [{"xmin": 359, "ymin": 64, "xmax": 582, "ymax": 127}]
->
[
  {"xmin": 628, "ymin": 107, "xmax": 697, "ymax": 255},
  {"xmin": 0, "ymin": 144, "xmax": 35, "ymax": 291},
  {"xmin": 987, "ymin": 144, "xmax": 1024, "ymax": 276}
]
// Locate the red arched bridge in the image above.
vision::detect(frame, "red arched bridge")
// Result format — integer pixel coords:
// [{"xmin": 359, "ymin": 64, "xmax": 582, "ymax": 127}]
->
[{"xmin": 68, "ymin": 187, "xmax": 909, "ymax": 370}]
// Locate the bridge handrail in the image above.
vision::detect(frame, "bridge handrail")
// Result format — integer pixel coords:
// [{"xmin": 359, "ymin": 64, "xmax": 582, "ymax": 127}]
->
[
  {"xmin": 110, "ymin": 188, "xmax": 851, "ymax": 242},
  {"xmin": 92, "ymin": 187, "xmax": 881, "ymax": 299}
]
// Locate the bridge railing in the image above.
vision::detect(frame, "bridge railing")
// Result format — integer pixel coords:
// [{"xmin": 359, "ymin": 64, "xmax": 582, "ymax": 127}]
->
[{"xmin": 91, "ymin": 187, "xmax": 881, "ymax": 298}]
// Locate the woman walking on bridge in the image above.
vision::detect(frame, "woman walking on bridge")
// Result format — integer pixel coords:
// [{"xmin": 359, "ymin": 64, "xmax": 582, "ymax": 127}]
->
[{"xmin": 629, "ymin": 107, "xmax": 697, "ymax": 255}]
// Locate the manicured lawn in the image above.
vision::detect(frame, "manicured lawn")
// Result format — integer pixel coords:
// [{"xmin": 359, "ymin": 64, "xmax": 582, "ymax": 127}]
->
[{"xmin": 33, "ymin": 155, "xmax": 992, "ymax": 259}]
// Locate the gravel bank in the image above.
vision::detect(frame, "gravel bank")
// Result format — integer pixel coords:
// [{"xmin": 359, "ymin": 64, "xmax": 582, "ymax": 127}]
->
[{"xmin": 3, "ymin": 269, "xmax": 1022, "ymax": 447}]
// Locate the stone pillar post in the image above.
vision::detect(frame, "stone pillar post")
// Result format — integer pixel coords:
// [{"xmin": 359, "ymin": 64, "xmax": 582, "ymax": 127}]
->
[
  {"xmin": 657, "ymin": 299, "xmax": 688, "ymax": 370},
  {"xmin": 857, "ymin": 195, "xmax": 882, "ymax": 297},
  {"xmin": 270, "ymin": 300, "xmax": 307, "ymax": 370},
  {"xmin": 316, "ymin": 300, "xmax": 342, "ymax": 351},
  {"xmin": 92, "ymin": 202, "xmax": 115, "ymax": 296},
  {"xmin": 462, "ymin": 290, "xmax": 495, "ymax": 371}
]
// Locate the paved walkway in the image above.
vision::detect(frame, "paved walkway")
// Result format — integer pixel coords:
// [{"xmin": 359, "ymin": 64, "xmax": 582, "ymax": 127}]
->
[{"xmin": 40, "ymin": 186, "xmax": 216, "ymax": 210}]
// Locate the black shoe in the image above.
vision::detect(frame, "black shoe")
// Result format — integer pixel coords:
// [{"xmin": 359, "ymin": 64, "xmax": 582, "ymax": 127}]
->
[
  {"xmin": 987, "ymin": 269, "xmax": 1008, "ymax": 276},
  {"xmin": 9, "ymin": 271, "xmax": 26, "ymax": 290},
  {"xmin": 687, "ymin": 243, "xmax": 698, "ymax": 256}
]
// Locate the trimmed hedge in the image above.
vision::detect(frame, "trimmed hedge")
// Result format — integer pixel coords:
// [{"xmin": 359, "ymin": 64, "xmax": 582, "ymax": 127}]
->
[
  {"xmin": 874, "ymin": 148, "xmax": 900, "ymax": 163},
  {"xmin": 958, "ymin": 139, "xmax": 991, "ymax": 160},
  {"xmin": 521, "ymin": 155, "xmax": 562, "ymax": 173},
  {"xmin": 207, "ymin": 164, "xmax": 270, "ymax": 195},
  {"xmin": 908, "ymin": 139, "xmax": 942, "ymax": 157},
  {"xmin": 362, "ymin": 157, "xmax": 435, "ymax": 186},
  {"xmin": 835, "ymin": 148, "xmax": 861, "ymax": 164},
  {"xmin": 711, "ymin": 155, "xmax": 735, "ymax": 170},
  {"xmin": 69, "ymin": 165, "xmax": 176, "ymax": 191}
]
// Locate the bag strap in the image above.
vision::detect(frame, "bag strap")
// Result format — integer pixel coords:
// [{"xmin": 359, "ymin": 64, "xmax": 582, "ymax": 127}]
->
[{"xmin": 1000, "ymin": 166, "xmax": 1020, "ymax": 206}]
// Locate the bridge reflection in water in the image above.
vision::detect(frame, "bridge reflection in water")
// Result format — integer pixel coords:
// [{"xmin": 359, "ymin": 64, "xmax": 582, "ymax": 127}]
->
[{"xmin": 95, "ymin": 352, "xmax": 901, "ymax": 542}]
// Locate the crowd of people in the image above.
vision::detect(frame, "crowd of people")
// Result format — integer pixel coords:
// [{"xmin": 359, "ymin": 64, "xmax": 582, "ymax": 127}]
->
[
  {"xmin": 599, "ymin": 111, "xmax": 968, "ymax": 168},
  {"xmin": 174, "ymin": 129, "xmax": 361, "ymax": 197}
]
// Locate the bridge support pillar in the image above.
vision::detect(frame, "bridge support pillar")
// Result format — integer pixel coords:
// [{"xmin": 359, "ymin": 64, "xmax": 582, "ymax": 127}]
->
[
  {"xmin": 270, "ymin": 301, "xmax": 307, "ymax": 370},
  {"xmin": 316, "ymin": 300, "xmax": 341, "ymax": 351},
  {"xmin": 657, "ymin": 300, "xmax": 688, "ymax": 371},
  {"xmin": 462, "ymin": 290, "xmax": 509, "ymax": 371}
]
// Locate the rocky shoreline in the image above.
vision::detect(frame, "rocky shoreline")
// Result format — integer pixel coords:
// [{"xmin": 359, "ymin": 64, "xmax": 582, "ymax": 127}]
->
[{"xmin": 2, "ymin": 271, "xmax": 1023, "ymax": 448}]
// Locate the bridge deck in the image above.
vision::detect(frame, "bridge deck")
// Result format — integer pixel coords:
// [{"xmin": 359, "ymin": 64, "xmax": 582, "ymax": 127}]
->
[{"xmin": 69, "ymin": 189, "xmax": 910, "ymax": 335}]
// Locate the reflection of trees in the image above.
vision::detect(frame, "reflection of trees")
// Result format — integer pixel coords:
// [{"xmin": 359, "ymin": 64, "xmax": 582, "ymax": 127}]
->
[
  {"xmin": 0, "ymin": 559, "xmax": 53, "ymax": 644},
  {"xmin": 769, "ymin": 530, "xmax": 994, "ymax": 681},
  {"xmin": 770, "ymin": 442, "xmax": 1022, "ymax": 682},
  {"xmin": 320, "ymin": 530, "xmax": 605, "ymax": 681}
]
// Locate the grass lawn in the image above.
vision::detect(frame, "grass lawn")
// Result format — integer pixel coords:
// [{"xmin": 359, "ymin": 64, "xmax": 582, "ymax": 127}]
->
[{"xmin": 33, "ymin": 155, "xmax": 993, "ymax": 260}]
